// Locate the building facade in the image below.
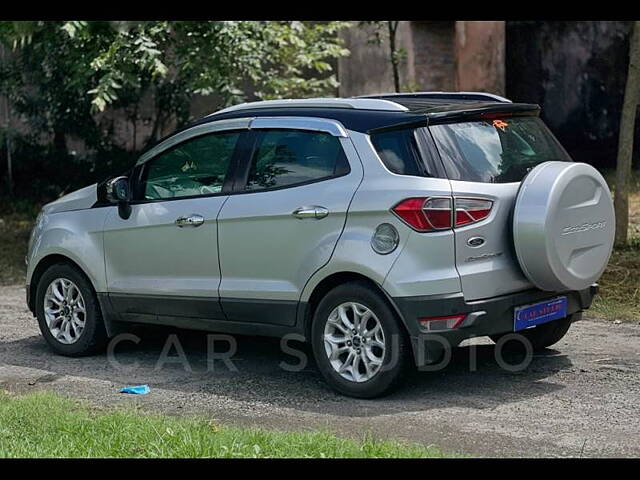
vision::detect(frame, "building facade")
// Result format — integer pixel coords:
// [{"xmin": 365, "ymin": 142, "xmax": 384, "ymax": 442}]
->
[{"xmin": 337, "ymin": 21, "xmax": 506, "ymax": 97}]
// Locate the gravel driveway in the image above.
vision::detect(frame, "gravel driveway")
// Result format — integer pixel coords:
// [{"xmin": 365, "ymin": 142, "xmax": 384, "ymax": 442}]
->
[{"xmin": 1, "ymin": 284, "xmax": 639, "ymax": 457}]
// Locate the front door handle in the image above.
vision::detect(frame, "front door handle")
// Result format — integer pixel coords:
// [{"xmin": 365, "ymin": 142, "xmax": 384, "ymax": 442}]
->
[
  {"xmin": 175, "ymin": 214, "xmax": 205, "ymax": 227},
  {"xmin": 292, "ymin": 206, "xmax": 329, "ymax": 220}
]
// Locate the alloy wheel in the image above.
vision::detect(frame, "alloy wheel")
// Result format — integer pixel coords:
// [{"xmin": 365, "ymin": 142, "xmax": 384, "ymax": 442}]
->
[
  {"xmin": 323, "ymin": 302, "xmax": 386, "ymax": 382},
  {"xmin": 43, "ymin": 278, "xmax": 86, "ymax": 345}
]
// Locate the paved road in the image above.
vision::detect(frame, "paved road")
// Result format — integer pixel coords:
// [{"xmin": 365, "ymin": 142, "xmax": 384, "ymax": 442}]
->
[{"xmin": 1, "ymin": 284, "xmax": 639, "ymax": 457}]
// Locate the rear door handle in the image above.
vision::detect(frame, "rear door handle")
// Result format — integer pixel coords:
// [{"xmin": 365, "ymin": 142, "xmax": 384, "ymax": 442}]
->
[
  {"xmin": 175, "ymin": 214, "xmax": 205, "ymax": 227},
  {"xmin": 292, "ymin": 206, "xmax": 329, "ymax": 220}
]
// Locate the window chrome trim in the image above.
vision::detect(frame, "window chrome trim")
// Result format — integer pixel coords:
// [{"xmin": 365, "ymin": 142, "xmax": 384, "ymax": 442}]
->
[
  {"xmin": 136, "ymin": 117, "xmax": 254, "ymax": 166},
  {"xmin": 249, "ymin": 117, "xmax": 348, "ymax": 138}
]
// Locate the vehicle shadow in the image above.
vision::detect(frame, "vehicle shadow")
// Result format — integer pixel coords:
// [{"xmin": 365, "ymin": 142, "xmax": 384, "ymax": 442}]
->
[{"xmin": 0, "ymin": 325, "xmax": 572, "ymax": 417}]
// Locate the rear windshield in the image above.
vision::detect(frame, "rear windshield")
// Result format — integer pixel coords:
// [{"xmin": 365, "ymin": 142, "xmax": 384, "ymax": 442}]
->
[{"xmin": 429, "ymin": 116, "xmax": 571, "ymax": 183}]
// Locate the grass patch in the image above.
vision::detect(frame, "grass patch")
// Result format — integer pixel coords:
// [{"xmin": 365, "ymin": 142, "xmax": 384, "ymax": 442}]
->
[
  {"xmin": 0, "ymin": 391, "xmax": 448, "ymax": 458},
  {"xmin": 590, "ymin": 239, "xmax": 640, "ymax": 322},
  {"xmin": 593, "ymin": 171, "xmax": 640, "ymax": 322}
]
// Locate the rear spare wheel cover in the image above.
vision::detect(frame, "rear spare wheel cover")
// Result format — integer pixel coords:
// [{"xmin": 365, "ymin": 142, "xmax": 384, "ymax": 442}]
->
[{"xmin": 513, "ymin": 161, "xmax": 615, "ymax": 291}]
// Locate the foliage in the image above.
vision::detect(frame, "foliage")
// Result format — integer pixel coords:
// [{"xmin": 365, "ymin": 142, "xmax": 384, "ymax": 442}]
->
[{"xmin": 0, "ymin": 21, "xmax": 351, "ymax": 200}]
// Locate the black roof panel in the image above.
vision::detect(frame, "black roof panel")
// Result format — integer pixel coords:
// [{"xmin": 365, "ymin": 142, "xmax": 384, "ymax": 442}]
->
[
  {"xmin": 145, "ymin": 98, "xmax": 541, "ymax": 156},
  {"xmin": 201, "ymin": 106, "xmax": 429, "ymax": 134}
]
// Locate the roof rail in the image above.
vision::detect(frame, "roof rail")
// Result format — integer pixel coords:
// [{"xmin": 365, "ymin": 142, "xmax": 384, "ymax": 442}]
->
[
  {"xmin": 211, "ymin": 97, "xmax": 408, "ymax": 116},
  {"xmin": 356, "ymin": 91, "xmax": 512, "ymax": 103}
]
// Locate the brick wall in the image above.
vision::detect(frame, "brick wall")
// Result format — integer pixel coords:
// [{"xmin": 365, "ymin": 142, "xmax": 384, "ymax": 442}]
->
[
  {"xmin": 337, "ymin": 21, "xmax": 505, "ymax": 97},
  {"xmin": 411, "ymin": 21, "xmax": 457, "ymax": 91}
]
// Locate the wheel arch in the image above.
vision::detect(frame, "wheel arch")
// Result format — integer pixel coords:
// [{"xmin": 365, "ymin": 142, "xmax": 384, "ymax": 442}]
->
[
  {"xmin": 299, "ymin": 271, "xmax": 409, "ymax": 341},
  {"xmin": 28, "ymin": 254, "xmax": 94, "ymax": 314}
]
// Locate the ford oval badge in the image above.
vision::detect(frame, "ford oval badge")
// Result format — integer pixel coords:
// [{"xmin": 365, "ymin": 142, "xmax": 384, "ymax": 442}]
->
[{"xmin": 467, "ymin": 236, "xmax": 485, "ymax": 247}]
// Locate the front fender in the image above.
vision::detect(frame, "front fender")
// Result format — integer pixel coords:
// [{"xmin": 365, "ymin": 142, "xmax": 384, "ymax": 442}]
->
[{"xmin": 27, "ymin": 208, "xmax": 110, "ymax": 293}]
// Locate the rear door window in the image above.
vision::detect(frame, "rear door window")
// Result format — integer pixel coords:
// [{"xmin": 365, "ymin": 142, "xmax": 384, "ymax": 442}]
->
[
  {"xmin": 243, "ymin": 129, "xmax": 350, "ymax": 191},
  {"xmin": 429, "ymin": 116, "xmax": 571, "ymax": 183}
]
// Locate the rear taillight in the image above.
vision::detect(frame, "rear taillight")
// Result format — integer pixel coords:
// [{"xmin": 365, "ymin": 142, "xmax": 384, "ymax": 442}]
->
[
  {"xmin": 392, "ymin": 196, "xmax": 493, "ymax": 232},
  {"xmin": 454, "ymin": 198, "xmax": 493, "ymax": 227},
  {"xmin": 392, "ymin": 197, "xmax": 452, "ymax": 232}
]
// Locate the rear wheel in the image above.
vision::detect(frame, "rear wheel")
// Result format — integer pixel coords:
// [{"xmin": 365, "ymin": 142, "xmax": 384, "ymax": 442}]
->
[
  {"xmin": 491, "ymin": 313, "xmax": 577, "ymax": 351},
  {"xmin": 35, "ymin": 263, "xmax": 108, "ymax": 356},
  {"xmin": 311, "ymin": 281, "xmax": 410, "ymax": 398}
]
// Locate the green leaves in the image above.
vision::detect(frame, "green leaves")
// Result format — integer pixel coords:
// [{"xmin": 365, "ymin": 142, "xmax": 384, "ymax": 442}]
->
[
  {"xmin": 61, "ymin": 21, "xmax": 87, "ymax": 39},
  {"xmin": 78, "ymin": 21, "xmax": 352, "ymax": 111},
  {"xmin": 0, "ymin": 21, "xmax": 352, "ymax": 154}
]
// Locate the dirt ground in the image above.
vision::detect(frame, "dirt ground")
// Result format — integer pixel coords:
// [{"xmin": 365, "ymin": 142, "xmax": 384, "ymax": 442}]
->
[{"xmin": 1, "ymin": 284, "xmax": 639, "ymax": 458}]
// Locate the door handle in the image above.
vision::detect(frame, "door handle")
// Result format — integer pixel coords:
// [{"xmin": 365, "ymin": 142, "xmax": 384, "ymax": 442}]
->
[
  {"xmin": 292, "ymin": 206, "xmax": 329, "ymax": 220},
  {"xmin": 175, "ymin": 214, "xmax": 205, "ymax": 227}
]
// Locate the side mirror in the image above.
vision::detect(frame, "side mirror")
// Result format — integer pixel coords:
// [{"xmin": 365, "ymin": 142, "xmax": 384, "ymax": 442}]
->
[
  {"xmin": 106, "ymin": 176, "xmax": 132, "ymax": 220},
  {"xmin": 106, "ymin": 176, "xmax": 130, "ymax": 204}
]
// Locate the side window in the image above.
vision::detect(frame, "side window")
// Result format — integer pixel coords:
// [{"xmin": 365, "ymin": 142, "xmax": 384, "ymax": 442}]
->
[
  {"xmin": 370, "ymin": 129, "xmax": 427, "ymax": 177},
  {"xmin": 244, "ymin": 129, "xmax": 349, "ymax": 191},
  {"xmin": 141, "ymin": 131, "xmax": 240, "ymax": 200}
]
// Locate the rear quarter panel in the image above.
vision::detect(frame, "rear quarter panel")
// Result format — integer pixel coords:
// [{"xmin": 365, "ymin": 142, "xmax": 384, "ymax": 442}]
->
[{"xmin": 300, "ymin": 130, "xmax": 461, "ymax": 302}]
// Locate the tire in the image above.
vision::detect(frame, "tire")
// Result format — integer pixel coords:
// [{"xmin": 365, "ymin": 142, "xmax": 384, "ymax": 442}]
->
[
  {"xmin": 490, "ymin": 313, "xmax": 578, "ymax": 351},
  {"xmin": 310, "ymin": 281, "xmax": 410, "ymax": 398},
  {"xmin": 35, "ymin": 262, "xmax": 108, "ymax": 356}
]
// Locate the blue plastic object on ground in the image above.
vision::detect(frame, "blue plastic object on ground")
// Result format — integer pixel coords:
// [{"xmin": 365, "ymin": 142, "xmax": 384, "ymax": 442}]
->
[{"xmin": 120, "ymin": 384, "xmax": 150, "ymax": 395}]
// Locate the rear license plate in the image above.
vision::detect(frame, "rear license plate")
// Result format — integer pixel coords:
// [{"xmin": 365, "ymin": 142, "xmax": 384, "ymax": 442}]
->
[{"xmin": 514, "ymin": 296, "xmax": 567, "ymax": 332}]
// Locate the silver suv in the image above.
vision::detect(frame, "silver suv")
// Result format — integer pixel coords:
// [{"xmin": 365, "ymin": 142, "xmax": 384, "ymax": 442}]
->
[{"xmin": 25, "ymin": 92, "xmax": 615, "ymax": 398}]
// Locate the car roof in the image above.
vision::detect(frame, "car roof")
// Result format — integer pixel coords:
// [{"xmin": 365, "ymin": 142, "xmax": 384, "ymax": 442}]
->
[{"xmin": 142, "ymin": 92, "xmax": 540, "ymax": 156}]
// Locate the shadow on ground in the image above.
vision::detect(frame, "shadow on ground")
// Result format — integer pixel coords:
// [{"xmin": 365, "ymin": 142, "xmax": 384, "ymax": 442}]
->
[{"xmin": 0, "ymin": 325, "xmax": 571, "ymax": 417}]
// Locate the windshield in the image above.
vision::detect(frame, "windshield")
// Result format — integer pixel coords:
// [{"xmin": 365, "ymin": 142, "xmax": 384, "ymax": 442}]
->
[{"xmin": 428, "ymin": 116, "xmax": 571, "ymax": 183}]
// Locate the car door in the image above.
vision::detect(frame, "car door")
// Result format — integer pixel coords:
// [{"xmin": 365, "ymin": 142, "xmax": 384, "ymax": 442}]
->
[
  {"xmin": 217, "ymin": 117, "xmax": 364, "ymax": 326},
  {"xmin": 102, "ymin": 119, "xmax": 248, "ymax": 323}
]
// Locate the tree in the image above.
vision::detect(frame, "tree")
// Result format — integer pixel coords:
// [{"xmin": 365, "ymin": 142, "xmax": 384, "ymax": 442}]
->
[
  {"xmin": 361, "ymin": 21, "xmax": 405, "ymax": 93},
  {"xmin": 614, "ymin": 21, "xmax": 640, "ymax": 246},
  {"xmin": 0, "ymin": 21, "xmax": 351, "ymax": 154},
  {"xmin": 0, "ymin": 42, "xmax": 12, "ymax": 196}
]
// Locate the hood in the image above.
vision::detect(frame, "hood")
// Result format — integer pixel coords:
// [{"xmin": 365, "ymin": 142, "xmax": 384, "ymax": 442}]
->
[{"xmin": 43, "ymin": 184, "xmax": 98, "ymax": 215}]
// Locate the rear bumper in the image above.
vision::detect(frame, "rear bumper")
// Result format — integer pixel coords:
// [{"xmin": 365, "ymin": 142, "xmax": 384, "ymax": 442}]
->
[{"xmin": 392, "ymin": 284, "xmax": 598, "ymax": 366}]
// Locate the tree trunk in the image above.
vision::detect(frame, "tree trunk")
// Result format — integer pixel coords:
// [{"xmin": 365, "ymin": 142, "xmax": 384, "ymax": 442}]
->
[
  {"xmin": 6, "ymin": 133, "xmax": 12, "ymax": 197},
  {"xmin": 53, "ymin": 128, "xmax": 67, "ymax": 157},
  {"xmin": 0, "ymin": 43, "xmax": 13, "ymax": 196},
  {"xmin": 388, "ymin": 21, "xmax": 401, "ymax": 93},
  {"xmin": 614, "ymin": 21, "xmax": 640, "ymax": 246}
]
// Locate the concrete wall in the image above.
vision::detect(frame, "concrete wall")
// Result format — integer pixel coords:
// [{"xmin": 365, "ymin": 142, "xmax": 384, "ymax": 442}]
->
[
  {"xmin": 506, "ymin": 21, "xmax": 633, "ymax": 169},
  {"xmin": 455, "ymin": 21, "xmax": 505, "ymax": 95},
  {"xmin": 337, "ymin": 22, "xmax": 415, "ymax": 96},
  {"xmin": 411, "ymin": 21, "xmax": 456, "ymax": 91},
  {"xmin": 337, "ymin": 21, "xmax": 505, "ymax": 97}
]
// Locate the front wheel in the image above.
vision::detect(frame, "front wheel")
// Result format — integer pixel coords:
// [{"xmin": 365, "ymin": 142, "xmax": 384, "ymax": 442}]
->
[
  {"xmin": 35, "ymin": 263, "xmax": 108, "ymax": 356},
  {"xmin": 311, "ymin": 281, "xmax": 410, "ymax": 398}
]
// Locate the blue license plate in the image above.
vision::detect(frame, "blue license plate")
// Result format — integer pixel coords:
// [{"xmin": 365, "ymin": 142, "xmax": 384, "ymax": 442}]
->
[{"xmin": 514, "ymin": 296, "xmax": 567, "ymax": 332}]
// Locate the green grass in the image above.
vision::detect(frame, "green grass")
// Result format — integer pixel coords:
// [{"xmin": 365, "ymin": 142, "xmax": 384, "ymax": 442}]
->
[
  {"xmin": 590, "ymin": 239, "xmax": 640, "ymax": 322},
  {"xmin": 591, "ymin": 171, "xmax": 640, "ymax": 323},
  {"xmin": 0, "ymin": 391, "xmax": 448, "ymax": 458}
]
